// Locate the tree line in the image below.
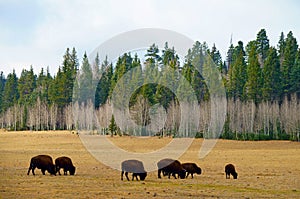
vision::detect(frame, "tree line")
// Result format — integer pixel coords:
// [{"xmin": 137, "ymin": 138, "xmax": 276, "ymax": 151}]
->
[{"xmin": 0, "ymin": 29, "xmax": 299, "ymax": 140}]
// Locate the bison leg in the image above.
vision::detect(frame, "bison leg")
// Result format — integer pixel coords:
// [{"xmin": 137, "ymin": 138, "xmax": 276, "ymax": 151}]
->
[
  {"xmin": 158, "ymin": 169, "xmax": 162, "ymax": 178},
  {"xmin": 121, "ymin": 171, "xmax": 124, "ymax": 180},
  {"xmin": 132, "ymin": 173, "xmax": 137, "ymax": 181},
  {"xmin": 64, "ymin": 169, "xmax": 67, "ymax": 175},
  {"xmin": 125, "ymin": 172, "xmax": 130, "ymax": 181},
  {"xmin": 41, "ymin": 169, "xmax": 46, "ymax": 175},
  {"xmin": 27, "ymin": 166, "xmax": 35, "ymax": 175},
  {"xmin": 171, "ymin": 173, "xmax": 177, "ymax": 179},
  {"xmin": 191, "ymin": 173, "xmax": 194, "ymax": 179},
  {"xmin": 27, "ymin": 166, "xmax": 32, "ymax": 175},
  {"xmin": 186, "ymin": 172, "xmax": 190, "ymax": 178},
  {"xmin": 226, "ymin": 173, "xmax": 230, "ymax": 179}
]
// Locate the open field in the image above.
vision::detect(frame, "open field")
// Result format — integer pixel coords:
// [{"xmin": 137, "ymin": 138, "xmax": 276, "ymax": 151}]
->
[{"xmin": 0, "ymin": 130, "xmax": 300, "ymax": 199}]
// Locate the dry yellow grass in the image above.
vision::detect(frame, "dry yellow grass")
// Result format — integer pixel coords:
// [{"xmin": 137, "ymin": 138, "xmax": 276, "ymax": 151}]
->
[{"xmin": 0, "ymin": 130, "xmax": 300, "ymax": 199}]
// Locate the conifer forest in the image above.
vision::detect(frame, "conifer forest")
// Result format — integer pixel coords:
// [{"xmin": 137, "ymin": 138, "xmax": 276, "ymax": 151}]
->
[{"xmin": 0, "ymin": 29, "xmax": 299, "ymax": 141}]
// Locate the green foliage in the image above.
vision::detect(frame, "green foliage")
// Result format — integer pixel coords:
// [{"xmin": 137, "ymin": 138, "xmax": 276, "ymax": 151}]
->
[
  {"xmin": 18, "ymin": 66, "xmax": 36, "ymax": 105},
  {"xmin": 281, "ymin": 31, "xmax": 298, "ymax": 95},
  {"xmin": 227, "ymin": 41, "xmax": 247, "ymax": 100},
  {"xmin": 0, "ymin": 72, "xmax": 6, "ymax": 112},
  {"xmin": 262, "ymin": 47, "xmax": 282, "ymax": 101},
  {"xmin": 244, "ymin": 42, "xmax": 262, "ymax": 103},
  {"xmin": 2, "ymin": 70, "xmax": 19, "ymax": 111}
]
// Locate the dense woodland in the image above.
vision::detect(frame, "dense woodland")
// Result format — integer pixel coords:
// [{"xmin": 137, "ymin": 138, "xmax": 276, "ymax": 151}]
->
[{"xmin": 0, "ymin": 29, "xmax": 299, "ymax": 140}]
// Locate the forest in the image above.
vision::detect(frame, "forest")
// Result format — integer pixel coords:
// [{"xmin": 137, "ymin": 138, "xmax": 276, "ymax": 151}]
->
[{"xmin": 0, "ymin": 29, "xmax": 299, "ymax": 141}]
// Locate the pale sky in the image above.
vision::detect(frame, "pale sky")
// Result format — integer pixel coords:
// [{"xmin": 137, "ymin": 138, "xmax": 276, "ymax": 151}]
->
[{"xmin": 0, "ymin": 0, "xmax": 299, "ymax": 77}]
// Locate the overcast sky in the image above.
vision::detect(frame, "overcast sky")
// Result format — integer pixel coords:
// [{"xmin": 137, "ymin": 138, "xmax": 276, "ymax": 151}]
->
[{"xmin": 0, "ymin": 0, "xmax": 299, "ymax": 77}]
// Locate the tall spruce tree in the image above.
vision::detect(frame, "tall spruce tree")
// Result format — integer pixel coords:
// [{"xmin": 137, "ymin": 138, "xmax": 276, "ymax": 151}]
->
[
  {"xmin": 262, "ymin": 47, "xmax": 282, "ymax": 101},
  {"xmin": 18, "ymin": 66, "xmax": 36, "ymax": 105},
  {"xmin": 0, "ymin": 72, "xmax": 6, "ymax": 112},
  {"xmin": 2, "ymin": 70, "xmax": 19, "ymax": 111},
  {"xmin": 244, "ymin": 42, "xmax": 262, "ymax": 103},
  {"xmin": 227, "ymin": 41, "xmax": 247, "ymax": 100},
  {"xmin": 256, "ymin": 29, "xmax": 270, "ymax": 67},
  {"xmin": 281, "ymin": 31, "xmax": 298, "ymax": 96},
  {"xmin": 290, "ymin": 49, "xmax": 300, "ymax": 97}
]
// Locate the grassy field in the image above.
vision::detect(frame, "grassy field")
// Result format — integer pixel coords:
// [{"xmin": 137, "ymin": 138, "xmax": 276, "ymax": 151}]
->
[{"xmin": 0, "ymin": 130, "xmax": 300, "ymax": 199}]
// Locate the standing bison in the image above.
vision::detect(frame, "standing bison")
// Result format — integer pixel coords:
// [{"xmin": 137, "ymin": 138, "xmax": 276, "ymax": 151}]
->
[
  {"xmin": 182, "ymin": 163, "xmax": 202, "ymax": 178},
  {"xmin": 55, "ymin": 156, "xmax": 76, "ymax": 175},
  {"xmin": 225, "ymin": 163, "xmax": 238, "ymax": 179},
  {"xmin": 121, "ymin": 159, "xmax": 147, "ymax": 181},
  {"xmin": 27, "ymin": 155, "xmax": 56, "ymax": 175},
  {"xmin": 157, "ymin": 158, "xmax": 186, "ymax": 179}
]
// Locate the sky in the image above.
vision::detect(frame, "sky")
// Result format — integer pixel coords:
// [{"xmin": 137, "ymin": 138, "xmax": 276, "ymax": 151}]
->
[{"xmin": 0, "ymin": 0, "xmax": 300, "ymax": 77}]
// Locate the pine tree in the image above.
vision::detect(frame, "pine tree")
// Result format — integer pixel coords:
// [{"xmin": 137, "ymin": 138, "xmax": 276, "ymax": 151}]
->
[
  {"xmin": 262, "ymin": 47, "xmax": 282, "ymax": 101},
  {"xmin": 18, "ymin": 66, "xmax": 36, "ymax": 105},
  {"xmin": 0, "ymin": 72, "xmax": 6, "ymax": 112},
  {"xmin": 244, "ymin": 42, "xmax": 262, "ymax": 103},
  {"xmin": 109, "ymin": 115, "xmax": 118, "ymax": 137},
  {"xmin": 278, "ymin": 32, "xmax": 285, "ymax": 67},
  {"xmin": 78, "ymin": 52, "xmax": 93, "ymax": 104},
  {"xmin": 256, "ymin": 29, "xmax": 270, "ymax": 67},
  {"xmin": 145, "ymin": 43, "xmax": 161, "ymax": 64},
  {"xmin": 281, "ymin": 31, "xmax": 298, "ymax": 95},
  {"xmin": 290, "ymin": 49, "xmax": 300, "ymax": 97},
  {"xmin": 2, "ymin": 70, "xmax": 19, "ymax": 111},
  {"xmin": 227, "ymin": 41, "xmax": 247, "ymax": 100}
]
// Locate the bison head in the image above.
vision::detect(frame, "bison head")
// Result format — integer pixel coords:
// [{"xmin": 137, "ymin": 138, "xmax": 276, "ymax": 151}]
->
[
  {"xmin": 49, "ymin": 164, "xmax": 56, "ymax": 175},
  {"xmin": 196, "ymin": 166, "xmax": 202, "ymax": 175},
  {"xmin": 233, "ymin": 172, "xmax": 238, "ymax": 179},
  {"xmin": 178, "ymin": 170, "xmax": 186, "ymax": 179},
  {"xmin": 69, "ymin": 166, "xmax": 76, "ymax": 175},
  {"xmin": 139, "ymin": 172, "xmax": 147, "ymax": 181}
]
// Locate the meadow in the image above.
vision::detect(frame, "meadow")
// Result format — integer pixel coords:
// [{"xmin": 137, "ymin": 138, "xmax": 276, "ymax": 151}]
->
[{"xmin": 0, "ymin": 130, "xmax": 299, "ymax": 199}]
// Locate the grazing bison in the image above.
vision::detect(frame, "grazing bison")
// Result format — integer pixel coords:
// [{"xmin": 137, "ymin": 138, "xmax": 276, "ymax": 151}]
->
[
  {"xmin": 157, "ymin": 158, "xmax": 186, "ymax": 179},
  {"xmin": 121, "ymin": 159, "xmax": 147, "ymax": 181},
  {"xmin": 27, "ymin": 155, "xmax": 56, "ymax": 175},
  {"xmin": 182, "ymin": 163, "xmax": 202, "ymax": 178},
  {"xmin": 55, "ymin": 156, "xmax": 76, "ymax": 175},
  {"xmin": 225, "ymin": 164, "xmax": 238, "ymax": 179}
]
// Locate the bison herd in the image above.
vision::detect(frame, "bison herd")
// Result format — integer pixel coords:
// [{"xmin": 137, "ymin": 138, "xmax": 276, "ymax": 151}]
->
[
  {"xmin": 27, "ymin": 155, "xmax": 76, "ymax": 176},
  {"xmin": 27, "ymin": 155, "xmax": 238, "ymax": 181}
]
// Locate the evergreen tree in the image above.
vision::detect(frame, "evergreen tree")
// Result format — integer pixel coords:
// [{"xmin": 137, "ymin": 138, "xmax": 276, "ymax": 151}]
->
[
  {"xmin": 18, "ymin": 66, "xmax": 36, "ymax": 105},
  {"xmin": 262, "ymin": 47, "xmax": 282, "ymax": 101},
  {"xmin": 0, "ymin": 72, "xmax": 6, "ymax": 112},
  {"xmin": 244, "ymin": 43, "xmax": 262, "ymax": 103},
  {"xmin": 78, "ymin": 52, "xmax": 93, "ymax": 104},
  {"xmin": 227, "ymin": 41, "xmax": 247, "ymax": 100},
  {"xmin": 281, "ymin": 31, "xmax": 298, "ymax": 95},
  {"xmin": 2, "ymin": 70, "xmax": 19, "ymax": 111},
  {"xmin": 277, "ymin": 32, "xmax": 286, "ymax": 66},
  {"xmin": 95, "ymin": 63, "xmax": 113, "ymax": 108},
  {"xmin": 290, "ymin": 49, "xmax": 300, "ymax": 97},
  {"xmin": 256, "ymin": 29, "xmax": 270, "ymax": 66},
  {"xmin": 62, "ymin": 47, "xmax": 78, "ymax": 105},
  {"xmin": 145, "ymin": 43, "xmax": 161, "ymax": 64},
  {"xmin": 36, "ymin": 67, "xmax": 52, "ymax": 104}
]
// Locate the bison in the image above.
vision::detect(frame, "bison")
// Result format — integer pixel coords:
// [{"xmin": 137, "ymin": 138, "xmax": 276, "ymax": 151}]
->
[
  {"xmin": 27, "ymin": 155, "xmax": 56, "ymax": 175},
  {"xmin": 182, "ymin": 163, "xmax": 202, "ymax": 178},
  {"xmin": 121, "ymin": 159, "xmax": 147, "ymax": 181},
  {"xmin": 225, "ymin": 163, "xmax": 238, "ymax": 179},
  {"xmin": 157, "ymin": 158, "xmax": 186, "ymax": 179},
  {"xmin": 55, "ymin": 156, "xmax": 76, "ymax": 175}
]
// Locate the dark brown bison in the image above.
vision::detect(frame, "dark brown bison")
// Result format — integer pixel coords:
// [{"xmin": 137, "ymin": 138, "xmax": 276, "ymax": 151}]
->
[
  {"xmin": 225, "ymin": 164, "xmax": 238, "ymax": 179},
  {"xmin": 55, "ymin": 156, "xmax": 76, "ymax": 175},
  {"xmin": 157, "ymin": 158, "xmax": 186, "ymax": 179},
  {"xmin": 121, "ymin": 159, "xmax": 147, "ymax": 181},
  {"xmin": 27, "ymin": 155, "xmax": 56, "ymax": 175},
  {"xmin": 182, "ymin": 163, "xmax": 202, "ymax": 178}
]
